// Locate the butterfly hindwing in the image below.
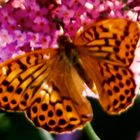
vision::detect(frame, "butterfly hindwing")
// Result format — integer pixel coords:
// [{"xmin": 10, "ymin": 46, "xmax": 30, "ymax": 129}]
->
[
  {"xmin": 98, "ymin": 62, "xmax": 136, "ymax": 113},
  {"xmin": 26, "ymin": 58, "xmax": 93, "ymax": 133},
  {"xmin": 76, "ymin": 54, "xmax": 136, "ymax": 114}
]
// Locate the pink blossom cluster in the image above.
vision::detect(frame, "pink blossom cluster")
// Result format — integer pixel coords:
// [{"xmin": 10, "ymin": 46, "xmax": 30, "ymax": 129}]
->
[{"xmin": 0, "ymin": 0, "xmax": 139, "ymax": 62}]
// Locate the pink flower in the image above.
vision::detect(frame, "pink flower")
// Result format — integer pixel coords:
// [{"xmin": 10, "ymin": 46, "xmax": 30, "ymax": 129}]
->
[
  {"xmin": 130, "ymin": 46, "xmax": 140, "ymax": 93},
  {"xmin": 0, "ymin": 28, "xmax": 13, "ymax": 46},
  {"xmin": 14, "ymin": 30, "xmax": 27, "ymax": 46},
  {"xmin": 11, "ymin": 0, "xmax": 25, "ymax": 9},
  {"xmin": 0, "ymin": 42, "xmax": 18, "ymax": 62}
]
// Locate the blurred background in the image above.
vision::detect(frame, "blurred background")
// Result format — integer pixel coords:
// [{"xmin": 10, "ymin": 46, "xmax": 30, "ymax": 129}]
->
[{"xmin": 0, "ymin": 95, "xmax": 140, "ymax": 140}]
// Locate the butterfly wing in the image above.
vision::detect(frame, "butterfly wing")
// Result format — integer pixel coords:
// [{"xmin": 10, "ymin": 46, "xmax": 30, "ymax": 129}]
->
[
  {"xmin": 0, "ymin": 48, "xmax": 57, "ymax": 111},
  {"xmin": 0, "ymin": 48, "xmax": 92, "ymax": 133},
  {"xmin": 76, "ymin": 55, "xmax": 136, "ymax": 114},
  {"xmin": 26, "ymin": 56, "xmax": 93, "ymax": 133},
  {"xmin": 74, "ymin": 18, "xmax": 140, "ymax": 66},
  {"xmin": 74, "ymin": 18, "xmax": 140, "ymax": 114}
]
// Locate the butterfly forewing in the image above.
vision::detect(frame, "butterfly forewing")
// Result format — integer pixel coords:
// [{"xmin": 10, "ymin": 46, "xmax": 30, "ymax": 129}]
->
[
  {"xmin": 0, "ymin": 49, "xmax": 58, "ymax": 111},
  {"xmin": 74, "ymin": 18, "xmax": 140, "ymax": 114},
  {"xmin": 74, "ymin": 18, "xmax": 140, "ymax": 66}
]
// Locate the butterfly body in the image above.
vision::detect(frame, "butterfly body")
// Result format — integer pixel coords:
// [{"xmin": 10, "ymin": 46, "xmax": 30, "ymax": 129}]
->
[
  {"xmin": 0, "ymin": 18, "xmax": 139, "ymax": 133},
  {"xmin": 57, "ymin": 35, "xmax": 78, "ymax": 65}
]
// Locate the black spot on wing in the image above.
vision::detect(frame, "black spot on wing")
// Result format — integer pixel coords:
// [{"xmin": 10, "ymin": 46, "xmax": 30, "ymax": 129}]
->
[{"xmin": 16, "ymin": 60, "xmax": 27, "ymax": 71}]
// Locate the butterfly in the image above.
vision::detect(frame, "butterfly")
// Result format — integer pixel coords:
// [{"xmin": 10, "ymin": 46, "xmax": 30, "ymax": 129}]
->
[{"xmin": 0, "ymin": 18, "xmax": 139, "ymax": 133}]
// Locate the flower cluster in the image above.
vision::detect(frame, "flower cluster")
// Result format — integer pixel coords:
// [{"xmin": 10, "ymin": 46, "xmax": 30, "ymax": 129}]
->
[{"xmin": 0, "ymin": 0, "xmax": 139, "ymax": 62}]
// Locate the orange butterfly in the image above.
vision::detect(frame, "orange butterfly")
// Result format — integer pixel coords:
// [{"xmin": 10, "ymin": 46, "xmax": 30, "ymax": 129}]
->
[{"xmin": 0, "ymin": 18, "xmax": 139, "ymax": 133}]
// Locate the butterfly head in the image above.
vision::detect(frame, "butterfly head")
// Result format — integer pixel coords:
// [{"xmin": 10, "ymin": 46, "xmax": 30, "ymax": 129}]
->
[
  {"xmin": 57, "ymin": 35, "xmax": 72, "ymax": 48},
  {"xmin": 57, "ymin": 35, "xmax": 78, "ymax": 64}
]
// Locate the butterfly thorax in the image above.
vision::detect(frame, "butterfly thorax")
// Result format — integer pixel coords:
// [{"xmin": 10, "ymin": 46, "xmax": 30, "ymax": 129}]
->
[
  {"xmin": 57, "ymin": 35, "xmax": 78, "ymax": 65},
  {"xmin": 57, "ymin": 35, "xmax": 95, "ymax": 92}
]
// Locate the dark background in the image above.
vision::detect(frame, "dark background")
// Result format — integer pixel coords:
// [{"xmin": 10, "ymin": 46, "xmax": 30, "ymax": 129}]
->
[{"xmin": 0, "ymin": 95, "xmax": 140, "ymax": 140}]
